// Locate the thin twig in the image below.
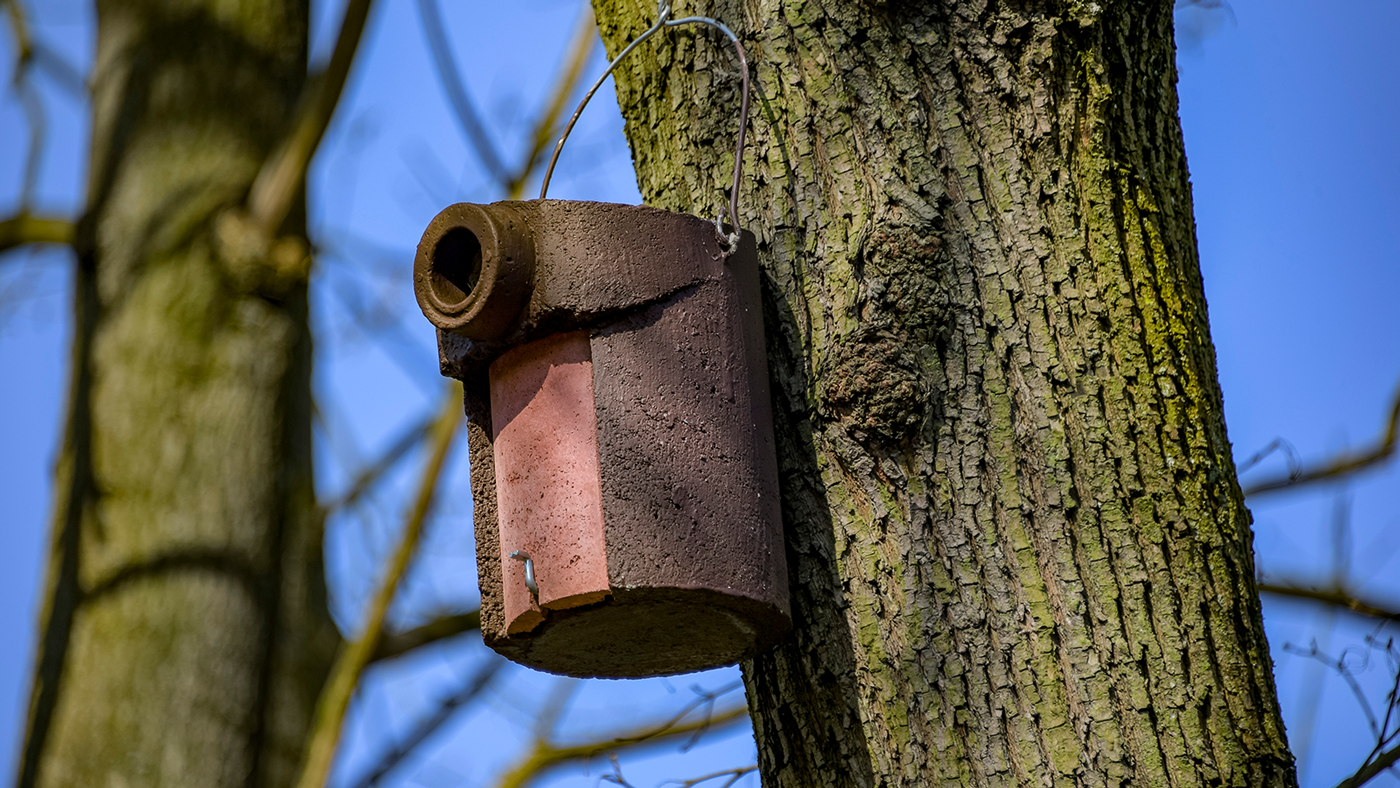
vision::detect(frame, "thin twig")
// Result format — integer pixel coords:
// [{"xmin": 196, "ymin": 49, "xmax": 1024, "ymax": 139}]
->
[
  {"xmin": 0, "ymin": 213, "xmax": 74, "ymax": 253},
  {"xmin": 29, "ymin": 41, "xmax": 84, "ymax": 96},
  {"xmin": 1289, "ymin": 634, "xmax": 1400, "ymax": 788},
  {"xmin": 533, "ymin": 678, "xmax": 581, "ymax": 743},
  {"xmin": 1334, "ymin": 740, "xmax": 1400, "ymax": 788},
  {"xmin": 602, "ymin": 755, "xmax": 639, "ymax": 788},
  {"xmin": 494, "ymin": 704, "xmax": 749, "ymax": 788},
  {"xmin": 247, "ymin": 0, "xmax": 373, "ymax": 233},
  {"xmin": 3, "ymin": 0, "xmax": 83, "ymax": 96},
  {"xmin": 1245, "ymin": 373, "xmax": 1400, "ymax": 496},
  {"xmin": 321, "ymin": 411, "xmax": 439, "ymax": 515},
  {"xmin": 2, "ymin": 0, "xmax": 32, "ymax": 62},
  {"xmin": 5, "ymin": 0, "xmax": 48, "ymax": 212},
  {"xmin": 1259, "ymin": 582, "xmax": 1400, "ymax": 624},
  {"xmin": 503, "ymin": 1, "xmax": 596, "ymax": 199},
  {"xmin": 1283, "ymin": 641, "xmax": 1381, "ymax": 739},
  {"xmin": 371, "ymin": 609, "xmax": 481, "ymax": 663},
  {"xmin": 1236, "ymin": 437, "xmax": 1300, "ymax": 477},
  {"xmin": 292, "ymin": 382, "xmax": 462, "ymax": 788},
  {"xmin": 660, "ymin": 764, "xmax": 759, "ymax": 788},
  {"xmin": 414, "ymin": 0, "xmax": 507, "ymax": 184},
  {"xmin": 16, "ymin": 73, "xmax": 44, "ymax": 208},
  {"xmin": 345, "ymin": 654, "xmax": 505, "ymax": 788}
]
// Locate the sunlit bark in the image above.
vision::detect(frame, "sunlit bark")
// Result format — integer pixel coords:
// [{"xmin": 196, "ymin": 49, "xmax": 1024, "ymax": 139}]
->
[{"xmin": 593, "ymin": 1, "xmax": 1296, "ymax": 785}]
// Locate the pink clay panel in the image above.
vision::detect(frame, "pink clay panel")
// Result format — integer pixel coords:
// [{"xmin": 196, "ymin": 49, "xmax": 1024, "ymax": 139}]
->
[{"xmin": 490, "ymin": 331, "xmax": 610, "ymax": 635}]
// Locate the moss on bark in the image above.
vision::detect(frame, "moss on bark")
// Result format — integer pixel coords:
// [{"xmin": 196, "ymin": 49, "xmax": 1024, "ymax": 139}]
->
[
  {"xmin": 593, "ymin": 1, "xmax": 1295, "ymax": 785},
  {"xmin": 19, "ymin": 1, "xmax": 339, "ymax": 786}
]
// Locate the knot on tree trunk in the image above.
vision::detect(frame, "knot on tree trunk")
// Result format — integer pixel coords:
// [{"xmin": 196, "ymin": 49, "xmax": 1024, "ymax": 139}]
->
[{"xmin": 819, "ymin": 332, "xmax": 935, "ymax": 448}]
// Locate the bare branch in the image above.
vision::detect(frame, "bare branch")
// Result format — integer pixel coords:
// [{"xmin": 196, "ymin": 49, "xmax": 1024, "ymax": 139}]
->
[
  {"xmin": 602, "ymin": 755, "xmax": 640, "ymax": 788},
  {"xmin": 5, "ymin": 0, "xmax": 54, "ymax": 212},
  {"xmin": 502, "ymin": 2, "xmax": 596, "ymax": 198},
  {"xmin": 3, "ymin": 0, "xmax": 32, "ymax": 63},
  {"xmin": 293, "ymin": 383, "xmax": 462, "ymax": 788},
  {"xmin": 18, "ymin": 75, "xmax": 45, "ymax": 206},
  {"xmin": 372, "ymin": 609, "xmax": 480, "ymax": 663},
  {"xmin": 414, "ymin": 0, "xmax": 507, "ymax": 184},
  {"xmin": 4, "ymin": 0, "xmax": 83, "ymax": 96},
  {"xmin": 1283, "ymin": 640, "xmax": 1382, "ymax": 740},
  {"xmin": 0, "ymin": 213, "xmax": 74, "ymax": 253},
  {"xmin": 1259, "ymin": 582, "xmax": 1400, "ymax": 624},
  {"xmin": 1236, "ymin": 438, "xmax": 1300, "ymax": 478},
  {"xmin": 1323, "ymin": 634, "xmax": 1400, "ymax": 788},
  {"xmin": 661, "ymin": 765, "xmax": 759, "ymax": 788},
  {"xmin": 247, "ymin": 0, "xmax": 373, "ymax": 234},
  {"xmin": 533, "ymin": 678, "xmax": 581, "ymax": 743},
  {"xmin": 494, "ymin": 704, "xmax": 750, "ymax": 788},
  {"xmin": 413, "ymin": 0, "xmax": 595, "ymax": 198},
  {"xmin": 346, "ymin": 654, "xmax": 505, "ymax": 788},
  {"xmin": 1334, "ymin": 741, "xmax": 1400, "ymax": 788},
  {"xmin": 30, "ymin": 41, "xmax": 84, "ymax": 96},
  {"xmin": 1244, "ymin": 373, "xmax": 1400, "ymax": 497},
  {"xmin": 320, "ymin": 410, "xmax": 438, "ymax": 515}
]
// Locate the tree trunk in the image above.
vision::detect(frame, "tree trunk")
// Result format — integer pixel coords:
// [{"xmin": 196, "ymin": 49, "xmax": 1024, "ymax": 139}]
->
[
  {"xmin": 18, "ymin": 1, "xmax": 339, "ymax": 786},
  {"xmin": 592, "ymin": 1, "xmax": 1295, "ymax": 785}
]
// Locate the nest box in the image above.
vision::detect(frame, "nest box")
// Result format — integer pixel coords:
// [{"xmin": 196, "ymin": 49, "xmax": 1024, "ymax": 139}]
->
[{"xmin": 413, "ymin": 200, "xmax": 789, "ymax": 678}]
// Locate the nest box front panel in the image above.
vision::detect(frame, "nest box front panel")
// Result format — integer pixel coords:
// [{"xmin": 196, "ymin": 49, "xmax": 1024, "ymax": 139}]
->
[{"xmin": 489, "ymin": 330, "xmax": 609, "ymax": 634}]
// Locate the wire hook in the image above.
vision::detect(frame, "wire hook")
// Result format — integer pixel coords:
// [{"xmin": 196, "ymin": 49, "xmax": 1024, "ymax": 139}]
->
[
  {"xmin": 539, "ymin": 3, "xmax": 751, "ymax": 253},
  {"xmin": 510, "ymin": 550, "xmax": 539, "ymax": 597}
]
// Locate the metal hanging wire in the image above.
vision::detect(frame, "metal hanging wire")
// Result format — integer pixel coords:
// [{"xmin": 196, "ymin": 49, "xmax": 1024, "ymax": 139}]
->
[{"xmin": 538, "ymin": 1, "xmax": 751, "ymax": 253}]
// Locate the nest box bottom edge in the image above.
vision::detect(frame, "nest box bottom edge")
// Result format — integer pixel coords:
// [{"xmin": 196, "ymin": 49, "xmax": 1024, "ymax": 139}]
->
[{"xmin": 483, "ymin": 586, "xmax": 790, "ymax": 679}]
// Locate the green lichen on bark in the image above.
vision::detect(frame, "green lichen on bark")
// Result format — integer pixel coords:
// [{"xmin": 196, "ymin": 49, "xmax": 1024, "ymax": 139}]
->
[
  {"xmin": 19, "ymin": 0, "xmax": 338, "ymax": 786},
  {"xmin": 594, "ymin": 1, "xmax": 1294, "ymax": 786}
]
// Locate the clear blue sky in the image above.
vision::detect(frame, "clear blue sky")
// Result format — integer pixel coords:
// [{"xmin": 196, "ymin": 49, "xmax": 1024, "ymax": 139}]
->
[{"xmin": 1, "ymin": 1, "xmax": 1397, "ymax": 786}]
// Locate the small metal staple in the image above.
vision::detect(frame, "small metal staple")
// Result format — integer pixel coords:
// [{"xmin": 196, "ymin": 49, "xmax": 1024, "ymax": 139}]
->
[{"xmin": 539, "ymin": 2, "xmax": 751, "ymax": 253}]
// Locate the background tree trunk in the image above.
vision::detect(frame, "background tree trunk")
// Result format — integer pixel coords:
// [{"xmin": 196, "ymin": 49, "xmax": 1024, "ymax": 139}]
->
[
  {"xmin": 18, "ymin": 0, "xmax": 339, "ymax": 785},
  {"xmin": 592, "ymin": 1, "xmax": 1296, "ymax": 785}
]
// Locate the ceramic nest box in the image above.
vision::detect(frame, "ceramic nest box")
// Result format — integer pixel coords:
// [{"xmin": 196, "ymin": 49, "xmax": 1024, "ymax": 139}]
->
[
  {"xmin": 412, "ymin": 8, "xmax": 786, "ymax": 677},
  {"xmin": 413, "ymin": 199, "xmax": 789, "ymax": 677}
]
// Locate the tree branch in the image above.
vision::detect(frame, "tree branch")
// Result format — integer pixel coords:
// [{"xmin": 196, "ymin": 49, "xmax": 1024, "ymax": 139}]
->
[
  {"xmin": 17, "ymin": 74, "xmax": 45, "ymax": 206},
  {"xmin": 320, "ymin": 410, "xmax": 437, "ymax": 515},
  {"xmin": 502, "ymin": 2, "xmax": 596, "ymax": 198},
  {"xmin": 29, "ymin": 40, "xmax": 85, "ymax": 96},
  {"xmin": 495, "ymin": 705, "xmax": 750, "ymax": 788},
  {"xmin": 414, "ymin": 0, "xmax": 507, "ymax": 184},
  {"xmin": 1258, "ymin": 582, "xmax": 1400, "ymax": 623},
  {"xmin": 1335, "ymin": 738, "xmax": 1400, "ymax": 788},
  {"xmin": 371, "ymin": 609, "xmax": 480, "ymax": 662},
  {"xmin": 660, "ymin": 764, "xmax": 758, "ymax": 788},
  {"xmin": 346, "ymin": 654, "xmax": 504, "ymax": 788},
  {"xmin": 293, "ymin": 383, "xmax": 462, "ymax": 788},
  {"xmin": 0, "ymin": 213, "xmax": 74, "ymax": 253},
  {"xmin": 1244, "ymin": 373, "xmax": 1400, "ymax": 497},
  {"xmin": 4, "ymin": 0, "xmax": 83, "ymax": 96},
  {"xmin": 246, "ymin": 0, "xmax": 373, "ymax": 234},
  {"xmin": 3, "ymin": 0, "xmax": 32, "ymax": 63}
]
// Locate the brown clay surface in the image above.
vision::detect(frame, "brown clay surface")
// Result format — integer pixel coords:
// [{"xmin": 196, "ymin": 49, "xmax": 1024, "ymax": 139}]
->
[
  {"xmin": 490, "ymin": 331, "xmax": 610, "ymax": 634},
  {"xmin": 590, "ymin": 231, "xmax": 786, "ymax": 613},
  {"xmin": 424, "ymin": 201, "xmax": 790, "ymax": 677},
  {"xmin": 493, "ymin": 587, "xmax": 790, "ymax": 678}
]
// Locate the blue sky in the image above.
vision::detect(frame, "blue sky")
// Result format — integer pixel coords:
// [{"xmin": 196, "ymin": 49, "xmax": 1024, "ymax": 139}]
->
[{"xmin": 2, "ymin": 1, "xmax": 1398, "ymax": 786}]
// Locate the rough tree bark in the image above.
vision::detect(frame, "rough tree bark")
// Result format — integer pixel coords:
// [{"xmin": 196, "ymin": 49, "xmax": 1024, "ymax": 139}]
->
[
  {"xmin": 593, "ymin": 1, "xmax": 1295, "ymax": 786},
  {"xmin": 17, "ymin": 0, "xmax": 338, "ymax": 786}
]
